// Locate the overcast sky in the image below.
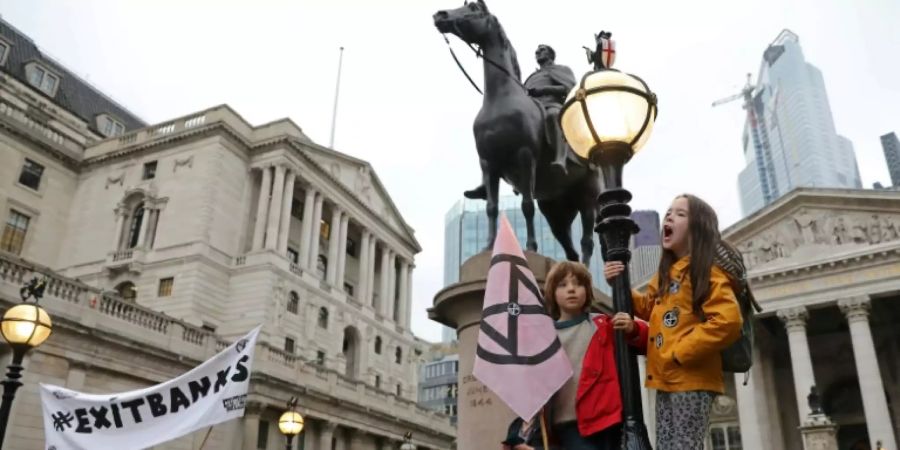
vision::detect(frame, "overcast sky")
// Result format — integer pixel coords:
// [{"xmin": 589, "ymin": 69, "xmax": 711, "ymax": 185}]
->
[{"xmin": 3, "ymin": 0, "xmax": 898, "ymax": 342}]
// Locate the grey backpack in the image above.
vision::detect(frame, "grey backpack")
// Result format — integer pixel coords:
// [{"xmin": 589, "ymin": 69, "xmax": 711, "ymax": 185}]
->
[{"xmin": 713, "ymin": 240, "xmax": 763, "ymax": 380}]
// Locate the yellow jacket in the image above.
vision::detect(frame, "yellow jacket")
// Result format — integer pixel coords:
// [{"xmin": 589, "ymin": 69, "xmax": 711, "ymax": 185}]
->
[{"xmin": 632, "ymin": 256, "xmax": 742, "ymax": 394}]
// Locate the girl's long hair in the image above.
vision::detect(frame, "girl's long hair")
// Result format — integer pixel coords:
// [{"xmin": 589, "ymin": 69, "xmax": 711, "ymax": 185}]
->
[{"xmin": 657, "ymin": 194, "xmax": 721, "ymax": 313}]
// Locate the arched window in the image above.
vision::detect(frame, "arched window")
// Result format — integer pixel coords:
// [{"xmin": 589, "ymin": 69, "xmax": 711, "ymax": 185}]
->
[
  {"xmin": 287, "ymin": 291, "xmax": 299, "ymax": 314},
  {"xmin": 318, "ymin": 307, "xmax": 329, "ymax": 329},
  {"xmin": 115, "ymin": 281, "xmax": 136, "ymax": 302},
  {"xmin": 374, "ymin": 336, "xmax": 382, "ymax": 354},
  {"xmin": 395, "ymin": 347, "xmax": 402, "ymax": 364},
  {"xmin": 316, "ymin": 255, "xmax": 327, "ymax": 279},
  {"xmin": 127, "ymin": 202, "xmax": 145, "ymax": 248},
  {"xmin": 342, "ymin": 326, "xmax": 361, "ymax": 379}
]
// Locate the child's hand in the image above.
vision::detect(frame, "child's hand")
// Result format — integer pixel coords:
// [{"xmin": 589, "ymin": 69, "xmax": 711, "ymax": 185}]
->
[
  {"xmin": 612, "ymin": 312, "xmax": 636, "ymax": 335},
  {"xmin": 604, "ymin": 261, "xmax": 626, "ymax": 281}
]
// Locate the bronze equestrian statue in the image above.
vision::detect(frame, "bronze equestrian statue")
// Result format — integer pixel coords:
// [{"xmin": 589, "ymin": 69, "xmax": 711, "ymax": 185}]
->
[{"xmin": 434, "ymin": 0, "xmax": 600, "ymax": 264}]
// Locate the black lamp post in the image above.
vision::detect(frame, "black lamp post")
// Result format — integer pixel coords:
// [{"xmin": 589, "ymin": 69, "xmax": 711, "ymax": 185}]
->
[
  {"xmin": 278, "ymin": 397, "xmax": 304, "ymax": 450},
  {"xmin": 0, "ymin": 277, "xmax": 53, "ymax": 448},
  {"xmin": 560, "ymin": 33, "xmax": 657, "ymax": 450}
]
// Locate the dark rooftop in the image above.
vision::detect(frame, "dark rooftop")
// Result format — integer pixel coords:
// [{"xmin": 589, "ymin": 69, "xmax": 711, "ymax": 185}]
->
[{"xmin": 0, "ymin": 18, "xmax": 146, "ymax": 134}]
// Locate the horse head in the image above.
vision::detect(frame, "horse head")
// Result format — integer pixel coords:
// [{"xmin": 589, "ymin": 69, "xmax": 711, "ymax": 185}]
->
[{"xmin": 433, "ymin": 0, "xmax": 495, "ymax": 46}]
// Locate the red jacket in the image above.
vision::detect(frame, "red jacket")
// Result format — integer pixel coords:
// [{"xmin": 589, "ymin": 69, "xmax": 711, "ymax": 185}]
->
[{"xmin": 574, "ymin": 314, "xmax": 649, "ymax": 436}]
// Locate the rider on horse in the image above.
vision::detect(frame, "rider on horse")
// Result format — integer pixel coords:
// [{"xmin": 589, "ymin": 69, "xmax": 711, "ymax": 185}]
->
[{"xmin": 464, "ymin": 44, "xmax": 576, "ymax": 200}]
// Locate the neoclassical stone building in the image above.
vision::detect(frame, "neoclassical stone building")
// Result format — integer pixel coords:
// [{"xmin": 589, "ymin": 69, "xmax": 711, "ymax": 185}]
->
[
  {"xmin": 714, "ymin": 188, "xmax": 900, "ymax": 450},
  {"xmin": 0, "ymin": 17, "xmax": 453, "ymax": 450}
]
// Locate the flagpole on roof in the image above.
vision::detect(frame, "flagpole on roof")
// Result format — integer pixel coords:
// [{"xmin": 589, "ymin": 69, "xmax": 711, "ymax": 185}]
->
[{"xmin": 328, "ymin": 46, "xmax": 345, "ymax": 149}]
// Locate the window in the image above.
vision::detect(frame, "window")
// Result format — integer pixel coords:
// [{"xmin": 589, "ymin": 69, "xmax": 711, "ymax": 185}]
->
[
  {"xmin": 287, "ymin": 291, "xmax": 299, "ymax": 314},
  {"xmin": 316, "ymin": 255, "xmax": 327, "ymax": 279},
  {"xmin": 142, "ymin": 161, "xmax": 157, "ymax": 180},
  {"xmin": 374, "ymin": 336, "xmax": 382, "ymax": 354},
  {"xmin": 18, "ymin": 159, "xmax": 44, "ymax": 191},
  {"xmin": 101, "ymin": 116, "xmax": 126, "ymax": 137},
  {"xmin": 256, "ymin": 420, "xmax": 269, "ymax": 450},
  {"xmin": 395, "ymin": 347, "xmax": 402, "ymax": 364},
  {"xmin": 291, "ymin": 199, "xmax": 303, "ymax": 219},
  {"xmin": 346, "ymin": 237, "xmax": 356, "ymax": 257},
  {"xmin": 375, "ymin": 375, "xmax": 381, "ymax": 389},
  {"xmin": 127, "ymin": 203, "xmax": 145, "ymax": 248},
  {"xmin": 284, "ymin": 337, "xmax": 295, "ymax": 354},
  {"xmin": 320, "ymin": 220, "xmax": 330, "ymax": 240},
  {"xmin": 27, "ymin": 64, "xmax": 59, "ymax": 96},
  {"xmin": 115, "ymin": 281, "xmax": 136, "ymax": 302},
  {"xmin": 1, "ymin": 210, "xmax": 29, "ymax": 255},
  {"xmin": 343, "ymin": 282, "xmax": 354, "ymax": 298},
  {"xmin": 0, "ymin": 41, "xmax": 8, "ymax": 66},
  {"xmin": 709, "ymin": 423, "xmax": 742, "ymax": 450},
  {"xmin": 316, "ymin": 350, "xmax": 325, "ymax": 366},
  {"xmin": 318, "ymin": 307, "xmax": 329, "ymax": 329},
  {"xmin": 158, "ymin": 277, "xmax": 174, "ymax": 297},
  {"xmin": 396, "ymin": 384, "xmax": 402, "ymax": 397},
  {"xmin": 287, "ymin": 247, "xmax": 299, "ymax": 264}
]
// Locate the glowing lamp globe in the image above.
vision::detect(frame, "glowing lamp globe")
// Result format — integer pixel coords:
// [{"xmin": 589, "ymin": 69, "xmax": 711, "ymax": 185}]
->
[
  {"xmin": 560, "ymin": 69, "xmax": 657, "ymax": 162},
  {"xmin": 278, "ymin": 410, "xmax": 304, "ymax": 436},
  {"xmin": 1, "ymin": 304, "xmax": 52, "ymax": 349}
]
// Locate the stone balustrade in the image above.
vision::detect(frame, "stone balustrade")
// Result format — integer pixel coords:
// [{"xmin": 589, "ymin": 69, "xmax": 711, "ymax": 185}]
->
[
  {"xmin": 0, "ymin": 252, "xmax": 453, "ymax": 436},
  {"xmin": 0, "ymin": 99, "xmax": 83, "ymax": 159},
  {"xmin": 84, "ymin": 105, "xmax": 311, "ymax": 160}
]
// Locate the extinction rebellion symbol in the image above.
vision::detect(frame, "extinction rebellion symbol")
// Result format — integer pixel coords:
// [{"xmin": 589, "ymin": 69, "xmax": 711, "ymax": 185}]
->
[{"xmin": 476, "ymin": 254, "xmax": 561, "ymax": 366}]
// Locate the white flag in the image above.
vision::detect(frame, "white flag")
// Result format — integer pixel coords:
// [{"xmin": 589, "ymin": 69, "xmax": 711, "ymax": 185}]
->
[{"xmin": 41, "ymin": 326, "xmax": 261, "ymax": 450}]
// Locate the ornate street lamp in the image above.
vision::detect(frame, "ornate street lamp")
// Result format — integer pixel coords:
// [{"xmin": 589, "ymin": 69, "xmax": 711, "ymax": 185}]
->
[
  {"xmin": 0, "ymin": 277, "xmax": 53, "ymax": 447},
  {"xmin": 278, "ymin": 397, "xmax": 304, "ymax": 450},
  {"xmin": 400, "ymin": 432, "xmax": 416, "ymax": 450},
  {"xmin": 560, "ymin": 32, "xmax": 657, "ymax": 450}
]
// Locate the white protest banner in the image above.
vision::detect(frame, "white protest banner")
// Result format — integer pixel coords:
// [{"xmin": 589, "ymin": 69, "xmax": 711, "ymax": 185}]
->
[{"xmin": 40, "ymin": 325, "xmax": 261, "ymax": 450}]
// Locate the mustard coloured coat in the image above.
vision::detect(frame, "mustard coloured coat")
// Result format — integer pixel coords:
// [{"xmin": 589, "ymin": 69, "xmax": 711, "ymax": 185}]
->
[{"xmin": 632, "ymin": 256, "xmax": 742, "ymax": 394}]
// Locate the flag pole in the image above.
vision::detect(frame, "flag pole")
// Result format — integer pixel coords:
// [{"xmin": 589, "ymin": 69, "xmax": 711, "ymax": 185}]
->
[
  {"xmin": 328, "ymin": 46, "xmax": 345, "ymax": 149},
  {"xmin": 198, "ymin": 426, "xmax": 214, "ymax": 449},
  {"xmin": 539, "ymin": 409, "xmax": 549, "ymax": 450}
]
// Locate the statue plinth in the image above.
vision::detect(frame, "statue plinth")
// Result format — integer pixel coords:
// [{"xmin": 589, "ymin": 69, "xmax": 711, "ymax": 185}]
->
[
  {"xmin": 430, "ymin": 251, "xmax": 609, "ymax": 449},
  {"xmin": 800, "ymin": 414, "xmax": 840, "ymax": 450}
]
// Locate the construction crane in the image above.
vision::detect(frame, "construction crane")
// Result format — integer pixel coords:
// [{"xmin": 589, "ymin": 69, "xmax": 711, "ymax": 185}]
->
[{"xmin": 712, "ymin": 73, "xmax": 780, "ymax": 205}]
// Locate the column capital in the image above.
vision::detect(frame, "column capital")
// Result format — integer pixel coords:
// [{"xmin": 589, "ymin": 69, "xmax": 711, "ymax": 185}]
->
[
  {"xmin": 777, "ymin": 306, "xmax": 809, "ymax": 331},
  {"xmin": 322, "ymin": 420, "xmax": 339, "ymax": 433},
  {"xmin": 838, "ymin": 296, "xmax": 871, "ymax": 323}
]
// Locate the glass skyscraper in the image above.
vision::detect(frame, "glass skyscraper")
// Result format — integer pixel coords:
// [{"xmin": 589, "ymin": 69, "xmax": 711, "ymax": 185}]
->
[{"xmin": 738, "ymin": 30, "xmax": 862, "ymax": 216}]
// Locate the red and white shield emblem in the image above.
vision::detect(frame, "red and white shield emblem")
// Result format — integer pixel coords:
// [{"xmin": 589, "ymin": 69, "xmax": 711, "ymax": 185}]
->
[{"xmin": 600, "ymin": 37, "xmax": 616, "ymax": 69}]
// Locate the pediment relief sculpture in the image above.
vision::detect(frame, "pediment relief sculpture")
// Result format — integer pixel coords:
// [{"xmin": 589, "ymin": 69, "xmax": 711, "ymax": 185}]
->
[{"xmin": 735, "ymin": 209, "xmax": 900, "ymax": 270}]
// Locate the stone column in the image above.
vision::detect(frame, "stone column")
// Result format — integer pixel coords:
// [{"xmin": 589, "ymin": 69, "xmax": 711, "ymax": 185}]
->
[
  {"xmin": 265, "ymin": 165, "xmax": 286, "ymax": 250},
  {"xmin": 839, "ymin": 297, "xmax": 898, "ymax": 449},
  {"xmin": 337, "ymin": 214, "xmax": 350, "ymax": 288},
  {"xmin": 241, "ymin": 406, "xmax": 261, "ymax": 450},
  {"xmin": 145, "ymin": 209, "xmax": 160, "ymax": 249},
  {"xmin": 252, "ymin": 166, "xmax": 272, "ymax": 250},
  {"xmin": 302, "ymin": 420, "xmax": 317, "ymax": 450},
  {"xmin": 734, "ymin": 343, "xmax": 768, "ymax": 450},
  {"xmin": 778, "ymin": 306, "xmax": 817, "ymax": 421},
  {"xmin": 112, "ymin": 206, "xmax": 126, "ymax": 250},
  {"xmin": 379, "ymin": 245, "xmax": 390, "ymax": 315},
  {"xmin": 386, "ymin": 251, "xmax": 397, "ymax": 320},
  {"xmin": 320, "ymin": 421, "xmax": 337, "ymax": 450},
  {"xmin": 398, "ymin": 260, "xmax": 409, "ymax": 326},
  {"xmin": 367, "ymin": 237, "xmax": 378, "ymax": 306},
  {"xmin": 405, "ymin": 264, "xmax": 414, "ymax": 328},
  {"xmin": 277, "ymin": 169, "xmax": 296, "ymax": 254},
  {"xmin": 349, "ymin": 428, "xmax": 368, "ymax": 450},
  {"xmin": 298, "ymin": 188, "xmax": 317, "ymax": 269},
  {"xmin": 327, "ymin": 208, "xmax": 343, "ymax": 284},
  {"xmin": 308, "ymin": 194, "xmax": 325, "ymax": 270},
  {"xmin": 135, "ymin": 205, "xmax": 150, "ymax": 248},
  {"xmin": 358, "ymin": 231, "xmax": 371, "ymax": 304}
]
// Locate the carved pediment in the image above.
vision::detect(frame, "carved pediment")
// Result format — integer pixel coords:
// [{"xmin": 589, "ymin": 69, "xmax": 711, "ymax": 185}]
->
[
  {"xmin": 301, "ymin": 145, "xmax": 411, "ymax": 240},
  {"xmin": 733, "ymin": 208, "xmax": 900, "ymax": 271}
]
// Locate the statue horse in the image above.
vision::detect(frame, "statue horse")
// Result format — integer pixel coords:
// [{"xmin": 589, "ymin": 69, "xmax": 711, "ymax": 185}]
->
[{"xmin": 433, "ymin": 0, "xmax": 601, "ymax": 264}]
